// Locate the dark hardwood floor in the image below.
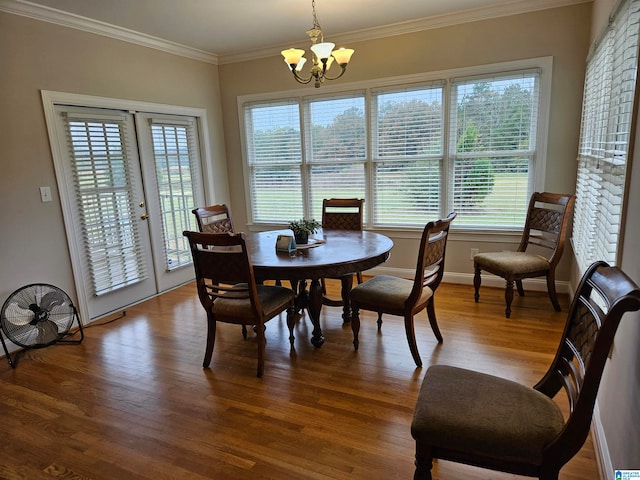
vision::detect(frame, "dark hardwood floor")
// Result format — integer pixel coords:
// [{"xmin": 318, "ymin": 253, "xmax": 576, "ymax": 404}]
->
[{"xmin": 0, "ymin": 280, "xmax": 600, "ymax": 479}]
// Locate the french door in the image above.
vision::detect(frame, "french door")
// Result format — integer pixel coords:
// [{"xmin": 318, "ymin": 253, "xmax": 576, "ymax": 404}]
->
[{"xmin": 44, "ymin": 94, "xmax": 207, "ymax": 322}]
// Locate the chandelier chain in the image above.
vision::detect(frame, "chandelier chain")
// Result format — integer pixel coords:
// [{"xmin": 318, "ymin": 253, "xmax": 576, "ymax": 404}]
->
[{"xmin": 311, "ymin": 0, "xmax": 320, "ymax": 30}]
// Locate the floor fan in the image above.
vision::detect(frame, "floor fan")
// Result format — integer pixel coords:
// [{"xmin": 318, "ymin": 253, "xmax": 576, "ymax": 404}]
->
[{"xmin": 0, "ymin": 283, "xmax": 84, "ymax": 368}]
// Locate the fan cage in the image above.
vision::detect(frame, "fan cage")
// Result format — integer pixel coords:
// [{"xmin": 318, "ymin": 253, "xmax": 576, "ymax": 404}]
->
[{"xmin": 1, "ymin": 283, "xmax": 83, "ymax": 367}]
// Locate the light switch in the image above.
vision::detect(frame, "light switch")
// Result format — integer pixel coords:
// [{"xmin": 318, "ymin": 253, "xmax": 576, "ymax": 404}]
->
[{"xmin": 40, "ymin": 186, "xmax": 52, "ymax": 202}]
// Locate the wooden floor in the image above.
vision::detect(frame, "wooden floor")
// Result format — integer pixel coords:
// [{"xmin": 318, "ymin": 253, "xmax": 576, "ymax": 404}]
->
[{"xmin": 0, "ymin": 280, "xmax": 600, "ymax": 480}]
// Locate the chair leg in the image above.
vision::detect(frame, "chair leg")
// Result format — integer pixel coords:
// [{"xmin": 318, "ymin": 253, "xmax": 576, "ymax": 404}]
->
[
  {"xmin": 404, "ymin": 314, "xmax": 422, "ymax": 367},
  {"xmin": 241, "ymin": 325, "xmax": 248, "ymax": 339},
  {"xmin": 351, "ymin": 307, "xmax": 361, "ymax": 350},
  {"xmin": 413, "ymin": 443, "xmax": 434, "ymax": 480},
  {"xmin": 255, "ymin": 322, "xmax": 266, "ymax": 378},
  {"xmin": 286, "ymin": 306, "xmax": 296, "ymax": 349},
  {"xmin": 516, "ymin": 279, "xmax": 525, "ymax": 296},
  {"xmin": 426, "ymin": 299, "xmax": 443, "ymax": 343},
  {"xmin": 203, "ymin": 313, "xmax": 217, "ymax": 368},
  {"xmin": 377, "ymin": 312, "xmax": 383, "ymax": 331},
  {"xmin": 546, "ymin": 272, "xmax": 561, "ymax": 311},
  {"xmin": 473, "ymin": 263, "xmax": 481, "ymax": 302},
  {"xmin": 356, "ymin": 271, "xmax": 363, "ymax": 284},
  {"xmin": 505, "ymin": 280, "xmax": 514, "ymax": 318}
]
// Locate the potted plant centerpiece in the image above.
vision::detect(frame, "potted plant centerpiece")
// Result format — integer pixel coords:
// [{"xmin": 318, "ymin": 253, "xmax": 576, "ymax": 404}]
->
[{"xmin": 288, "ymin": 218, "xmax": 321, "ymax": 245}]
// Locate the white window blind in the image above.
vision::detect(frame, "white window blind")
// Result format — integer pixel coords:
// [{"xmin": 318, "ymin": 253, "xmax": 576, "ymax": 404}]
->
[
  {"xmin": 245, "ymin": 100, "xmax": 304, "ymax": 222},
  {"xmin": 573, "ymin": 0, "xmax": 639, "ymax": 272},
  {"xmin": 305, "ymin": 93, "xmax": 366, "ymax": 220},
  {"xmin": 63, "ymin": 112, "xmax": 147, "ymax": 296},
  {"xmin": 149, "ymin": 117, "xmax": 202, "ymax": 271},
  {"xmin": 371, "ymin": 85, "xmax": 443, "ymax": 226},
  {"xmin": 449, "ymin": 71, "xmax": 540, "ymax": 228},
  {"xmin": 241, "ymin": 60, "xmax": 549, "ymax": 229}
]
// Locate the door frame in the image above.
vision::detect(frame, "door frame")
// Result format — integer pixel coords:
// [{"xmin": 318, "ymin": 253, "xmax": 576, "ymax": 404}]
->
[{"xmin": 41, "ymin": 90, "xmax": 216, "ymax": 324}]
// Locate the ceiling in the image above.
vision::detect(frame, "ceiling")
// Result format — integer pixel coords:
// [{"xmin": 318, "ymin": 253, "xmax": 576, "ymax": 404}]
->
[{"xmin": 2, "ymin": 0, "xmax": 589, "ymax": 63}]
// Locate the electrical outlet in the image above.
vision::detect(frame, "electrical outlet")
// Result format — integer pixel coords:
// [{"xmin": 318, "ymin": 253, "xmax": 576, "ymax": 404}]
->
[{"xmin": 470, "ymin": 248, "xmax": 479, "ymax": 260}]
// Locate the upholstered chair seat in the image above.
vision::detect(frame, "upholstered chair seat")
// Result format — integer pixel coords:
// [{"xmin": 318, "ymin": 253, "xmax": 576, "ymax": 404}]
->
[
  {"xmin": 350, "ymin": 275, "xmax": 433, "ymax": 313},
  {"xmin": 412, "ymin": 365, "xmax": 564, "ymax": 465},
  {"xmin": 212, "ymin": 283, "xmax": 295, "ymax": 322},
  {"xmin": 474, "ymin": 252, "xmax": 550, "ymax": 275}
]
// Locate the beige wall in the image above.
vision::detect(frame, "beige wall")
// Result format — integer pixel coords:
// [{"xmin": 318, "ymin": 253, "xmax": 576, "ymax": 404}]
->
[
  {"xmin": 218, "ymin": 4, "xmax": 592, "ymax": 283},
  {"xmin": 0, "ymin": 12, "xmax": 229, "ymax": 304}
]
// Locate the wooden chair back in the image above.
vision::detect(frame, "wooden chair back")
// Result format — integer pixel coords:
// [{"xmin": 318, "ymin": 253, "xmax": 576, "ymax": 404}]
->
[
  {"xmin": 409, "ymin": 212, "xmax": 456, "ymax": 305},
  {"xmin": 192, "ymin": 204, "xmax": 235, "ymax": 234},
  {"xmin": 183, "ymin": 231, "xmax": 261, "ymax": 321},
  {"xmin": 517, "ymin": 192, "xmax": 575, "ymax": 268},
  {"xmin": 322, "ymin": 198, "xmax": 364, "ymax": 231},
  {"xmin": 534, "ymin": 261, "xmax": 640, "ymax": 466}
]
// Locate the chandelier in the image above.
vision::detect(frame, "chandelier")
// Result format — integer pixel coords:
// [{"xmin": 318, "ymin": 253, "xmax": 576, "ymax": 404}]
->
[{"xmin": 281, "ymin": 0, "xmax": 355, "ymax": 88}]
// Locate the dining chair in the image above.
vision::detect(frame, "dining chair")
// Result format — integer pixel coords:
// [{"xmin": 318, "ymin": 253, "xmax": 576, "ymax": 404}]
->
[
  {"xmin": 321, "ymin": 198, "xmax": 365, "ymax": 308},
  {"xmin": 411, "ymin": 261, "xmax": 640, "ymax": 480},
  {"xmin": 473, "ymin": 192, "xmax": 576, "ymax": 318},
  {"xmin": 349, "ymin": 212, "xmax": 456, "ymax": 367},
  {"xmin": 183, "ymin": 230, "xmax": 296, "ymax": 378},
  {"xmin": 191, "ymin": 204, "xmax": 256, "ymax": 336},
  {"xmin": 192, "ymin": 204, "xmax": 234, "ymax": 234}
]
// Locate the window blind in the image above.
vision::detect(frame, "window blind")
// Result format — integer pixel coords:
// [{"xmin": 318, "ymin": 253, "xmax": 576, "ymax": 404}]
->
[
  {"xmin": 149, "ymin": 117, "xmax": 202, "ymax": 271},
  {"xmin": 305, "ymin": 93, "xmax": 366, "ymax": 221},
  {"xmin": 245, "ymin": 100, "xmax": 304, "ymax": 222},
  {"xmin": 371, "ymin": 85, "xmax": 444, "ymax": 226},
  {"xmin": 573, "ymin": 0, "xmax": 639, "ymax": 272},
  {"xmin": 241, "ymin": 60, "xmax": 548, "ymax": 229},
  {"xmin": 63, "ymin": 113, "xmax": 147, "ymax": 296},
  {"xmin": 449, "ymin": 71, "xmax": 540, "ymax": 228}
]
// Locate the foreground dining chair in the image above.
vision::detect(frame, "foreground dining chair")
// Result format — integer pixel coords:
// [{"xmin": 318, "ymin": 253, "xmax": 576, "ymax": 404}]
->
[
  {"xmin": 183, "ymin": 230, "xmax": 296, "ymax": 378},
  {"xmin": 473, "ymin": 192, "xmax": 575, "ymax": 318},
  {"xmin": 411, "ymin": 261, "xmax": 640, "ymax": 480},
  {"xmin": 321, "ymin": 198, "xmax": 366, "ymax": 307},
  {"xmin": 349, "ymin": 212, "xmax": 456, "ymax": 367},
  {"xmin": 192, "ymin": 204, "xmax": 235, "ymax": 234}
]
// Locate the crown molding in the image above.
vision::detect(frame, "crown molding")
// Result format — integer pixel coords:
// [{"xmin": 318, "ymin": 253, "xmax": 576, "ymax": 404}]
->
[
  {"xmin": 0, "ymin": 0, "xmax": 219, "ymax": 64},
  {"xmin": 1, "ymin": 0, "xmax": 589, "ymax": 66},
  {"xmin": 218, "ymin": 0, "xmax": 591, "ymax": 64}
]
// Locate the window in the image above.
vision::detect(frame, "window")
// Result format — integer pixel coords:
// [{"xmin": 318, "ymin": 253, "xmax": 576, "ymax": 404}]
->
[
  {"xmin": 372, "ymin": 84, "xmax": 444, "ymax": 226},
  {"xmin": 573, "ymin": 0, "xmax": 639, "ymax": 272},
  {"xmin": 241, "ymin": 60, "xmax": 548, "ymax": 229},
  {"xmin": 450, "ymin": 72, "xmax": 539, "ymax": 227},
  {"xmin": 147, "ymin": 117, "xmax": 203, "ymax": 271}
]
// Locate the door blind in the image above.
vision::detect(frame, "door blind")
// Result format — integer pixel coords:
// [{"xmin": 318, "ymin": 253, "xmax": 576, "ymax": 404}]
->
[
  {"xmin": 63, "ymin": 112, "xmax": 147, "ymax": 296},
  {"xmin": 149, "ymin": 118, "xmax": 202, "ymax": 270}
]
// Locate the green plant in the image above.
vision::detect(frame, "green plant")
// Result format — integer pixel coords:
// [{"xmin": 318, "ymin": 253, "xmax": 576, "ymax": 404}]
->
[{"xmin": 288, "ymin": 218, "xmax": 321, "ymax": 235}]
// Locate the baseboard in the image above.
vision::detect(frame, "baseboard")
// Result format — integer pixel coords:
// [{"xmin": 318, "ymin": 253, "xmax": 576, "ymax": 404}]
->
[
  {"xmin": 593, "ymin": 401, "xmax": 611, "ymax": 480},
  {"xmin": 365, "ymin": 266, "xmax": 571, "ymax": 293}
]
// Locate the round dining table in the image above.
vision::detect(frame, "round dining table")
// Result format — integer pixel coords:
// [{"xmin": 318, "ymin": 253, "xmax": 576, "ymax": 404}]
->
[{"xmin": 244, "ymin": 229, "xmax": 393, "ymax": 348}]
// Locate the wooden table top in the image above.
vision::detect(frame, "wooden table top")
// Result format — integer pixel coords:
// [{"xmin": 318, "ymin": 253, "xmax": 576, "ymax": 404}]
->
[{"xmin": 244, "ymin": 229, "xmax": 394, "ymax": 281}]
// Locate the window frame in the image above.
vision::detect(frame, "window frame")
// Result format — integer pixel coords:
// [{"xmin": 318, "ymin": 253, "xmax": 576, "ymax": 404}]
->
[{"xmin": 238, "ymin": 57, "xmax": 552, "ymax": 233}]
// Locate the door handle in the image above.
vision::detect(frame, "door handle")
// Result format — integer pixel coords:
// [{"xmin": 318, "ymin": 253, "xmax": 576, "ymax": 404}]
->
[{"xmin": 140, "ymin": 213, "xmax": 149, "ymax": 220}]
